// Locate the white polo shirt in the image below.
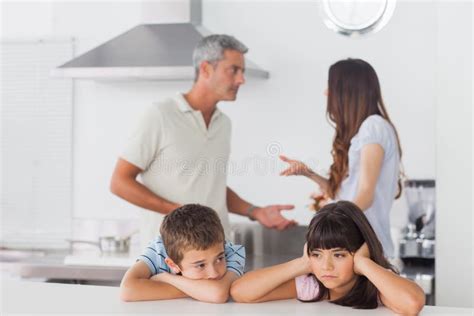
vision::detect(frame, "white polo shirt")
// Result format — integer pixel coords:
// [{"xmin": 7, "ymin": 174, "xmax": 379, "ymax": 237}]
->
[{"xmin": 121, "ymin": 93, "xmax": 232, "ymax": 248}]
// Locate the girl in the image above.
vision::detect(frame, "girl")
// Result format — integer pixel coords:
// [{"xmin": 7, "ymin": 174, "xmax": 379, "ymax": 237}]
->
[
  {"xmin": 280, "ymin": 58, "xmax": 402, "ymax": 258},
  {"xmin": 231, "ymin": 201, "xmax": 425, "ymax": 314}
]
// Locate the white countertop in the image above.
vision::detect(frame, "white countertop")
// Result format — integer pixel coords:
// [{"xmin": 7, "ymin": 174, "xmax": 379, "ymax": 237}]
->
[{"xmin": 2, "ymin": 279, "xmax": 473, "ymax": 315}]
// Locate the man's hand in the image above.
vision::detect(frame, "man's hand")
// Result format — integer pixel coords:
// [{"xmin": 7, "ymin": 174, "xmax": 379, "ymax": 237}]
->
[{"xmin": 252, "ymin": 204, "xmax": 297, "ymax": 230}]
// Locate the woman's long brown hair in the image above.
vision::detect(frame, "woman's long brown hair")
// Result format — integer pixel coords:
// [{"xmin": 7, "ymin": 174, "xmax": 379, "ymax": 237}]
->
[
  {"xmin": 303, "ymin": 201, "xmax": 396, "ymax": 309},
  {"xmin": 326, "ymin": 59, "xmax": 402, "ymax": 199}
]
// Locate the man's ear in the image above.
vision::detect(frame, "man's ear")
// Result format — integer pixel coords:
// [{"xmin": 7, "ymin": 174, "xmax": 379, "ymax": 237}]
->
[
  {"xmin": 198, "ymin": 61, "xmax": 214, "ymax": 79},
  {"xmin": 164, "ymin": 257, "xmax": 181, "ymax": 274}
]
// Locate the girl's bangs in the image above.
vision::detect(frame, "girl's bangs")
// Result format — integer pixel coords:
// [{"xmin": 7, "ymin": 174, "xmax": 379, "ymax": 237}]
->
[{"xmin": 307, "ymin": 215, "xmax": 362, "ymax": 253}]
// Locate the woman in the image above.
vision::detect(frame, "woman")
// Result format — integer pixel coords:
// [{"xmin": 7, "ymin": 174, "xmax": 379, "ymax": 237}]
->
[{"xmin": 280, "ymin": 58, "xmax": 402, "ymax": 258}]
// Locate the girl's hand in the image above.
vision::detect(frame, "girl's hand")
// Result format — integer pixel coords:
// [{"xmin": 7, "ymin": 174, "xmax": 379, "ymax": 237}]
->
[
  {"xmin": 279, "ymin": 155, "xmax": 314, "ymax": 177},
  {"xmin": 300, "ymin": 243, "xmax": 312, "ymax": 274},
  {"xmin": 353, "ymin": 243, "xmax": 371, "ymax": 275}
]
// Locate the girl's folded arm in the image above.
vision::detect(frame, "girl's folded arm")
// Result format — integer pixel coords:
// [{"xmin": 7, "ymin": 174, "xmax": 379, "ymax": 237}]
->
[
  {"xmin": 248, "ymin": 279, "xmax": 297, "ymax": 303},
  {"xmin": 119, "ymin": 261, "xmax": 188, "ymax": 301},
  {"xmin": 230, "ymin": 258, "xmax": 308, "ymax": 303},
  {"xmin": 357, "ymin": 258, "xmax": 425, "ymax": 314}
]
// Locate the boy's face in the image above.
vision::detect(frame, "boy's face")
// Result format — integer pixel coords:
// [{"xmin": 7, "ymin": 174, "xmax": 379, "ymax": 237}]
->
[{"xmin": 167, "ymin": 242, "xmax": 227, "ymax": 280}]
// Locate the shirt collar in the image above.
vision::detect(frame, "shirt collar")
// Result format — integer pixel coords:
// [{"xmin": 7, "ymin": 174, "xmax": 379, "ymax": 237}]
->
[
  {"xmin": 175, "ymin": 93, "xmax": 194, "ymax": 112},
  {"xmin": 174, "ymin": 92, "xmax": 222, "ymax": 118}
]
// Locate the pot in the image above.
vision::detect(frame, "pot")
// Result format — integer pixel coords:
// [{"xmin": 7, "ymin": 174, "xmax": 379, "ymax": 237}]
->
[{"xmin": 67, "ymin": 230, "xmax": 137, "ymax": 254}]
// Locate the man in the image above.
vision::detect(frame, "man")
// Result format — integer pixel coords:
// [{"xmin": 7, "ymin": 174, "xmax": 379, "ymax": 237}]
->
[{"xmin": 110, "ymin": 34, "xmax": 295, "ymax": 248}]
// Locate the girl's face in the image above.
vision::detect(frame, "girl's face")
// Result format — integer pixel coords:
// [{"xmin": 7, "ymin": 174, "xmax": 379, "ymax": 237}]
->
[{"xmin": 309, "ymin": 247, "xmax": 357, "ymax": 292}]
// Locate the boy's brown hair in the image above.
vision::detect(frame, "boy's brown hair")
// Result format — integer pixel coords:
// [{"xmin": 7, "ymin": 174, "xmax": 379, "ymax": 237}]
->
[{"xmin": 160, "ymin": 204, "xmax": 225, "ymax": 265}]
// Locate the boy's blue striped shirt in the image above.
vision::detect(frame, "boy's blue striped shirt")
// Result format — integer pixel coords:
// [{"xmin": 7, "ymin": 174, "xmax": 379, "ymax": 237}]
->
[{"xmin": 137, "ymin": 236, "xmax": 245, "ymax": 276}]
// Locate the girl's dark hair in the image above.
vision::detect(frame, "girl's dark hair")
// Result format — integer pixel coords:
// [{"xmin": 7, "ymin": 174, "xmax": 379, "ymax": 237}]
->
[
  {"xmin": 303, "ymin": 201, "xmax": 396, "ymax": 309},
  {"xmin": 326, "ymin": 58, "xmax": 403, "ymax": 199}
]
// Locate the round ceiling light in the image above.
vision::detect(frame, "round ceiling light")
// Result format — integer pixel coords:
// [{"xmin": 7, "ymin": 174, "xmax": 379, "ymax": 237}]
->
[{"xmin": 321, "ymin": 0, "xmax": 397, "ymax": 37}]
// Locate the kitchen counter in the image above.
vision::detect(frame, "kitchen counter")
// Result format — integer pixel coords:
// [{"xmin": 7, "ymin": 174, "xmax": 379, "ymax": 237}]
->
[
  {"xmin": 1, "ymin": 247, "xmax": 296, "ymax": 285},
  {"xmin": 1, "ymin": 249, "xmax": 127, "ymax": 284},
  {"xmin": 0, "ymin": 222, "xmax": 323, "ymax": 286},
  {"xmin": 2, "ymin": 279, "xmax": 472, "ymax": 315}
]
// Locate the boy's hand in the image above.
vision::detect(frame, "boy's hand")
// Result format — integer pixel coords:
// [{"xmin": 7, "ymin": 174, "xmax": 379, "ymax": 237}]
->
[
  {"xmin": 150, "ymin": 272, "xmax": 171, "ymax": 283},
  {"xmin": 156, "ymin": 271, "xmax": 237, "ymax": 303},
  {"xmin": 353, "ymin": 243, "xmax": 371, "ymax": 275}
]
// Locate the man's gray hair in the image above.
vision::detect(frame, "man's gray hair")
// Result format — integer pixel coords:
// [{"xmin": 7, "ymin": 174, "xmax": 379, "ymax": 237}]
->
[{"xmin": 192, "ymin": 34, "xmax": 248, "ymax": 80}]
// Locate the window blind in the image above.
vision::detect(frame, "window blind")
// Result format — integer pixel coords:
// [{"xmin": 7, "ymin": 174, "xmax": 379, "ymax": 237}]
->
[{"xmin": 1, "ymin": 39, "xmax": 74, "ymax": 249}]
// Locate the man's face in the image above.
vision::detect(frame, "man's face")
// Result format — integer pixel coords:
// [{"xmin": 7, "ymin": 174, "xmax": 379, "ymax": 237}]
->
[
  {"xmin": 173, "ymin": 242, "xmax": 227, "ymax": 280},
  {"xmin": 206, "ymin": 49, "xmax": 246, "ymax": 101},
  {"xmin": 309, "ymin": 247, "xmax": 357, "ymax": 291}
]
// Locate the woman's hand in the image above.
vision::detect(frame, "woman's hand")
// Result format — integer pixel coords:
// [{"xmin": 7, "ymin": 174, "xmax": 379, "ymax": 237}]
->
[
  {"xmin": 309, "ymin": 191, "xmax": 331, "ymax": 211},
  {"xmin": 279, "ymin": 155, "xmax": 331, "ymax": 193},
  {"xmin": 279, "ymin": 155, "xmax": 314, "ymax": 177},
  {"xmin": 353, "ymin": 243, "xmax": 371, "ymax": 275}
]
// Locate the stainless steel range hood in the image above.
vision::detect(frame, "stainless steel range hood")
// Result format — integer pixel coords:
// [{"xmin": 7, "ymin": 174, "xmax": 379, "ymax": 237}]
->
[{"xmin": 52, "ymin": 1, "xmax": 269, "ymax": 81}]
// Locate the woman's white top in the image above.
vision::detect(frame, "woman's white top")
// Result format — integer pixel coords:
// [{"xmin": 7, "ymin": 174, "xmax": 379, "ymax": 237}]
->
[{"xmin": 337, "ymin": 115, "xmax": 400, "ymax": 258}]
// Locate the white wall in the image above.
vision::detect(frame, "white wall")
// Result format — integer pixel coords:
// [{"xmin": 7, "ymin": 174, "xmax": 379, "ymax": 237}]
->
[
  {"xmin": 435, "ymin": 1, "xmax": 473, "ymax": 308},
  {"xmin": 1, "ymin": 2, "xmax": 54, "ymax": 38}
]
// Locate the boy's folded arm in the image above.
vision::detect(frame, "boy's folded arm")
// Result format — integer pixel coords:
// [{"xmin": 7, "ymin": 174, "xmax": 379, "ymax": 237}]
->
[
  {"xmin": 230, "ymin": 258, "xmax": 306, "ymax": 303},
  {"xmin": 157, "ymin": 270, "xmax": 239, "ymax": 304},
  {"xmin": 119, "ymin": 261, "xmax": 188, "ymax": 302}
]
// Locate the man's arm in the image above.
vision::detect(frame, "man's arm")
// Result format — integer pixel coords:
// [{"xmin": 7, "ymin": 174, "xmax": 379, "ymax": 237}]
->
[
  {"xmin": 152, "ymin": 271, "xmax": 239, "ymax": 304},
  {"xmin": 119, "ymin": 261, "xmax": 188, "ymax": 301},
  {"xmin": 226, "ymin": 187, "xmax": 296, "ymax": 230},
  {"xmin": 110, "ymin": 158, "xmax": 180, "ymax": 214},
  {"xmin": 226, "ymin": 187, "xmax": 253, "ymax": 217}
]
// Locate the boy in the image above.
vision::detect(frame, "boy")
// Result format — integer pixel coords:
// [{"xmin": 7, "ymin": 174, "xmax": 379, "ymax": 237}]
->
[{"xmin": 120, "ymin": 204, "xmax": 245, "ymax": 303}]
